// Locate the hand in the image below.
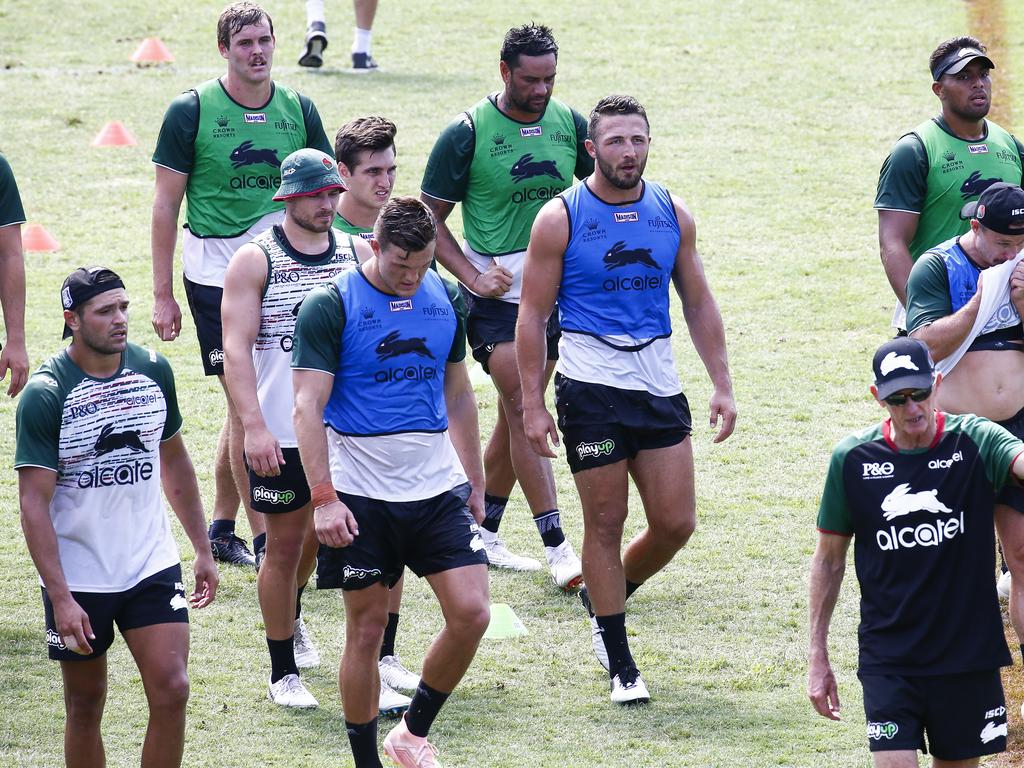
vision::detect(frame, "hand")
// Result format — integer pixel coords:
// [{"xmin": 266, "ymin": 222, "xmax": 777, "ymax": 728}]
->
[
  {"xmin": 315, "ymin": 499, "xmax": 359, "ymax": 548},
  {"xmin": 471, "ymin": 264, "xmax": 514, "ymax": 298},
  {"xmin": 244, "ymin": 425, "xmax": 284, "ymax": 477},
  {"xmin": 523, "ymin": 405, "xmax": 559, "ymax": 458},
  {"xmin": 190, "ymin": 552, "xmax": 219, "ymax": 609},
  {"xmin": 152, "ymin": 294, "xmax": 182, "ymax": 341},
  {"xmin": 807, "ymin": 655, "xmax": 841, "ymax": 720},
  {"xmin": 709, "ymin": 387, "xmax": 736, "ymax": 443},
  {"xmin": 0, "ymin": 337, "xmax": 28, "ymax": 397},
  {"xmin": 1009, "ymin": 262, "xmax": 1024, "ymax": 308},
  {"xmin": 467, "ymin": 483, "xmax": 484, "ymax": 524},
  {"xmin": 52, "ymin": 594, "xmax": 95, "ymax": 655}
]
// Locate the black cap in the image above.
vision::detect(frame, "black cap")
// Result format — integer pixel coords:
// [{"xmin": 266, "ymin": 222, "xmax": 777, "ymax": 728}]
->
[
  {"xmin": 873, "ymin": 338, "xmax": 935, "ymax": 400},
  {"xmin": 959, "ymin": 182, "xmax": 1024, "ymax": 236},
  {"xmin": 61, "ymin": 266, "xmax": 125, "ymax": 339},
  {"xmin": 931, "ymin": 46, "xmax": 995, "ymax": 81}
]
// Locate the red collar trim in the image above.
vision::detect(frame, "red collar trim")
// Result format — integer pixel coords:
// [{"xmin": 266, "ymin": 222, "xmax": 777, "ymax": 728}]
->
[{"xmin": 882, "ymin": 410, "xmax": 945, "ymax": 451}]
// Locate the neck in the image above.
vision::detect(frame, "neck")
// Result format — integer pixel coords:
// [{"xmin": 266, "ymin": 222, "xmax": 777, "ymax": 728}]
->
[
  {"xmin": 361, "ymin": 257, "xmax": 388, "ymax": 293},
  {"xmin": 67, "ymin": 342, "xmax": 121, "ymax": 379},
  {"xmin": 221, "ymin": 73, "xmax": 272, "ymax": 109},
  {"xmin": 281, "ymin": 218, "xmax": 330, "ymax": 256},
  {"xmin": 336, "ymin": 193, "xmax": 379, "ymax": 230},
  {"xmin": 942, "ymin": 109, "xmax": 986, "ymax": 142},
  {"xmin": 958, "ymin": 229, "xmax": 979, "ymax": 261},
  {"xmin": 889, "ymin": 413, "xmax": 938, "ymax": 450},
  {"xmin": 587, "ymin": 173, "xmax": 642, "ymax": 205},
  {"xmin": 496, "ymin": 91, "xmax": 541, "ymax": 124}
]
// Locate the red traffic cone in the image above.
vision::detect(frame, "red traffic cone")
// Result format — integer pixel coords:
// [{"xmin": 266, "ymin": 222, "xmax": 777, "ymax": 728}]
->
[
  {"xmin": 131, "ymin": 37, "xmax": 174, "ymax": 64},
  {"xmin": 22, "ymin": 224, "xmax": 60, "ymax": 252},
  {"xmin": 92, "ymin": 121, "xmax": 137, "ymax": 147}
]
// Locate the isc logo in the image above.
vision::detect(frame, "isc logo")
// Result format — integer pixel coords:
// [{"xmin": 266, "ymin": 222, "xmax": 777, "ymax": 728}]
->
[{"xmin": 862, "ymin": 461, "xmax": 894, "ymax": 478}]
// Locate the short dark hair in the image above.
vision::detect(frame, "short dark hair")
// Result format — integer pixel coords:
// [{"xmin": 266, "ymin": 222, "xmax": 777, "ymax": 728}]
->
[
  {"xmin": 334, "ymin": 116, "xmax": 398, "ymax": 170},
  {"xmin": 217, "ymin": 1, "xmax": 273, "ymax": 49},
  {"xmin": 588, "ymin": 95, "xmax": 650, "ymax": 139},
  {"xmin": 500, "ymin": 23, "xmax": 558, "ymax": 69},
  {"xmin": 374, "ymin": 197, "xmax": 436, "ymax": 253},
  {"xmin": 929, "ymin": 35, "xmax": 985, "ymax": 73}
]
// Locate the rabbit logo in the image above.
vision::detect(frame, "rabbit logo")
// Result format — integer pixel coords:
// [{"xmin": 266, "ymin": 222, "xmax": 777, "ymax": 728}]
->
[
  {"xmin": 880, "ymin": 483, "xmax": 953, "ymax": 521},
  {"xmin": 879, "ymin": 351, "xmax": 918, "ymax": 376}
]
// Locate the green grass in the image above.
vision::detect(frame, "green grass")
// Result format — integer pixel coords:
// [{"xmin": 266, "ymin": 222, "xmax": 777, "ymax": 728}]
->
[{"xmin": 0, "ymin": 0, "xmax": 1015, "ymax": 765}]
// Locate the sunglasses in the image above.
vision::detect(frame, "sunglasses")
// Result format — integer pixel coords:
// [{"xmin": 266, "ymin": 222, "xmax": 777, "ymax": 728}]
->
[{"xmin": 883, "ymin": 387, "xmax": 932, "ymax": 407}]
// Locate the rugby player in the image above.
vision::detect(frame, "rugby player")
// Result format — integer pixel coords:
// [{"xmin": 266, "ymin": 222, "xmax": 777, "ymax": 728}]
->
[
  {"xmin": 16, "ymin": 266, "xmax": 218, "ymax": 767},
  {"xmin": 293, "ymin": 197, "xmax": 488, "ymax": 767},
  {"xmin": 421, "ymin": 23, "xmax": 591, "ymax": 586},
  {"xmin": 517, "ymin": 95, "xmax": 736, "ymax": 704},
  {"xmin": 151, "ymin": 0, "xmax": 332, "ymax": 568}
]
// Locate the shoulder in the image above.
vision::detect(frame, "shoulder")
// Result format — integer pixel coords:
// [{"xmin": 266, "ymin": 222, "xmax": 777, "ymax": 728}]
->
[
  {"xmin": 163, "ymin": 88, "xmax": 201, "ymax": 122},
  {"xmin": 125, "ymin": 343, "xmax": 173, "ymax": 376},
  {"xmin": 434, "ymin": 110, "xmax": 476, "ymax": 145},
  {"xmin": 667, "ymin": 189, "xmax": 695, "ymax": 231}
]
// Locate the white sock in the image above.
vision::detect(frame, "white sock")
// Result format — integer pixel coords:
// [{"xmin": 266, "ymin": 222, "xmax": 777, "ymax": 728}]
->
[
  {"xmin": 305, "ymin": 0, "xmax": 325, "ymax": 25},
  {"xmin": 352, "ymin": 27, "xmax": 372, "ymax": 54},
  {"xmin": 480, "ymin": 528, "xmax": 498, "ymax": 544}
]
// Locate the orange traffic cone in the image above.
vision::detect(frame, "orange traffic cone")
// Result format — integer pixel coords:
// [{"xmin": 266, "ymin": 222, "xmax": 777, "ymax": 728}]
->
[
  {"xmin": 131, "ymin": 37, "xmax": 174, "ymax": 64},
  {"xmin": 22, "ymin": 224, "xmax": 60, "ymax": 252},
  {"xmin": 91, "ymin": 121, "xmax": 137, "ymax": 147}
]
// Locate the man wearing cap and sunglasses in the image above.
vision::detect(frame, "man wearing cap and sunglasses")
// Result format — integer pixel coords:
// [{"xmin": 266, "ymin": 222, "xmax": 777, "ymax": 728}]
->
[
  {"xmin": 875, "ymin": 36, "xmax": 1024, "ymax": 332},
  {"xmin": 15, "ymin": 267, "xmax": 218, "ymax": 768},
  {"xmin": 808, "ymin": 337, "xmax": 1024, "ymax": 767},
  {"xmin": 222, "ymin": 148, "xmax": 378, "ymax": 710}
]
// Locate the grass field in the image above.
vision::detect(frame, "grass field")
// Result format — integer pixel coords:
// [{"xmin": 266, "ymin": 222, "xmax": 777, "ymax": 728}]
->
[{"xmin": 2, "ymin": 0, "xmax": 1023, "ymax": 765}]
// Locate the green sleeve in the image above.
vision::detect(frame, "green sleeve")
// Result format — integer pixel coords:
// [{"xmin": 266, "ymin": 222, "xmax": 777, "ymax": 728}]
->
[
  {"xmin": 571, "ymin": 108, "xmax": 595, "ymax": 180},
  {"xmin": 816, "ymin": 438, "xmax": 856, "ymax": 535},
  {"xmin": 874, "ymin": 132, "xmax": 928, "ymax": 213},
  {"xmin": 152, "ymin": 90, "xmax": 199, "ymax": 174},
  {"xmin": 300, "ymin": 94, "xmax": 333, "ymax": 155},
  {"xmin": 958, "ymin": 414, "xmax": 1024, "ymax": 490},
  {"xmin": 443, "ymin": 278, "xmax": 467, "ymax": 363},
  {"xmin": 905, "ymin": 253, "xmax": 951, "ymax": 333},
  {"xmin": 153, "ymin": 353, "xmax": 183, "ymax": 440},
  {"xmin": 292, "ymin": 284, "xmax": 346, "ymax": 373},
  {"xmin": 0, "ymin": 153, "xmax": 26, "ymax": 227},
  {"xmin": 14, "ymin": 375, "xmax": 63, "ymax": 470},
  {"xmin": 421, "ymin": 113, "xmax": 475, "ymax": 203},
  {"xmin": 1013, "ymin": 135, "xmax": 1024, "ymax": 181}
]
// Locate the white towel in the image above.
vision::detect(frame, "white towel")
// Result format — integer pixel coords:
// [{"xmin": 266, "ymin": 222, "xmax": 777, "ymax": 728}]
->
[{"xmin": 935, "ymin": 252, "xmax": 1024, "ymax": 375}]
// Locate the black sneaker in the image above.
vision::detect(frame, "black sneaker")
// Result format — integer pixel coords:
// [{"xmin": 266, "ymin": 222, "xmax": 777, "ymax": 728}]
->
[
  {"xmin": 298, "ymin": 22, "xmax": 328, "ymax": 68},
  {"xmin": 255, "ymin": 543, "xmax": 266, "ymax": 572},
  {"xmin": 210, "ymin": 533, "xmax": 257, "ymax": 567},
  {"xmin": 351, "ymin": 52, "xmax": 379, "ymax": 73}
]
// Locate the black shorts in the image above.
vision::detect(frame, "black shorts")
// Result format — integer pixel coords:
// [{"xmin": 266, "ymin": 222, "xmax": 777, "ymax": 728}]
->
[
  {"xmin": 860, "ymin": 669, "xmax": 1007, "ymax": 760},
  {"xmin": 246, "ymin": 447, "xmax": 311, "ymax": 514},
  {"xmin": 462, "ymin": 290, "xmax": 559, "ymax": 374},
  {"xmin": 43, "ymin": 564, "xmax": 188, "ymax": 661},
  {"xmin": 554, "ymin": 373, "xmax": 692, "ymax": 474},
  {"xmin": 316, "ymin": 482, "xmax": 488, "ymax": 590},
  {"xmin": 182, "ymin": 276, "xmax": 224, "ymax": 376}
]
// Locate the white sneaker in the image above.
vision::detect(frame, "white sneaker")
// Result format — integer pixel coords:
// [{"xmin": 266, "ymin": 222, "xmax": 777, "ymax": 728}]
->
[
  {"xmin": 268, "ymin": 673, "xmax": 318, "ymax": 708},
  {"xmin": 998, "ymin": 571, "xmax": 1012, "ymax": 600},
  {"xmin": 610, "ymin": 669, "xmax": 650, "ymax": 706},
  {"xmin": 293, "ymin": 616, "xmax": 320, "ymax": 668},
  {"xmin": 545, "ymin": 540, "xmax": 583, "ymax": 590},
  {"xmin": 483, "ymin": 537, "xmax": 542, "ymax": 571},
  {"xmin": 379, "ymin": 679, "xmax": 412, "ymax": 718},
  {"xmin": 580, "ymin": 587, "xmax": 610, "ymax": 671},
  {"xmin": 379, "ymin": 654, "xmax": 420, "ymax": 692},
  {"xmin": 383, "ymin": 717, "xmax": 441, "ymax": 767}
]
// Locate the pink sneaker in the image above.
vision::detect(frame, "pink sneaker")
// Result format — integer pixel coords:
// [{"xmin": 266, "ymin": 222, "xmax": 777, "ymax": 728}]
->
[{"xmin": 383, "ymin": 718, "xmax": 441, "ymax": 767}]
